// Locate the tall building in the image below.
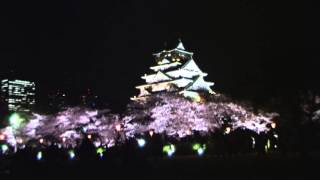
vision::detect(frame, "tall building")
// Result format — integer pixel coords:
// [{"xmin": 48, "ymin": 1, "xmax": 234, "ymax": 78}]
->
[
  {"xmin": 1, "ymin": 79, "xmax": 36, "ymax": 112},
  {"xmin": 131, "ymin": 40, "xmax": 215, "ymax": 102}
]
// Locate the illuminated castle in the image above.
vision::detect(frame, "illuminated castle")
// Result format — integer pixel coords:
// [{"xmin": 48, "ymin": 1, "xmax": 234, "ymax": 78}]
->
[{"xmin": 131, "ymin": 40, "xmax": 215, "ymax": 102}]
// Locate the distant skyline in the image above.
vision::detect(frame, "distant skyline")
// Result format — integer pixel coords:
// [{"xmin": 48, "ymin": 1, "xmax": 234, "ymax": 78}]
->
[{"xmin": 0, "ymin": 1, "xmax": 318, "ymax": 110}]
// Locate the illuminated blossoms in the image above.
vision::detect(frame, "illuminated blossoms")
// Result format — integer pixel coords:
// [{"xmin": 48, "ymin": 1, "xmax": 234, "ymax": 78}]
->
[
  {"xmin": 124, "ymin": 93, "xmax": 277, "ymax": 139},
  {"xmin": 0, "ymin": 41, "xmax": 278, "ymax": 152}
]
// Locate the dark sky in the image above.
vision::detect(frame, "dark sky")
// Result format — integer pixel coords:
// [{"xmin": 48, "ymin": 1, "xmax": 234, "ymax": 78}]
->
[{"xmin": 0, "ymin": 1, "xmax": 317, "ymax": 109}]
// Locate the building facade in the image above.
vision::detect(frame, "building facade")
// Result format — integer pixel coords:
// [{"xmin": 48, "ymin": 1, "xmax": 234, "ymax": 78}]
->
[
  {"xmin": 131, "ymin": 41, "xmax": 215, "ymax": 102},
  {"xmin": 1, "ymin": 79, "xmax": 36, "ymax": 112}
]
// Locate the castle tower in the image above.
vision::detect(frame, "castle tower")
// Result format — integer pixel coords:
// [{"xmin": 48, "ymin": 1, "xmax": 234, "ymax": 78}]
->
[{"xmin": 131, "ymin": 40, "xmax": 215, "ymax": 102}]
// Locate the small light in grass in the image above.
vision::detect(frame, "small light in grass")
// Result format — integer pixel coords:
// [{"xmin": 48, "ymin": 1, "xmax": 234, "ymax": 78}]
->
[
  {"xmin": 163, "ymin": 144, "xmax": 175, "ymax": 157},
  {"xmin": 96, "ymin": 147, "xmax": 106, "ymax": 158},
  {"xmin": 192, "ymin": 143, "xmax": 206, "ymax": 156},
  {"xmin": 1, "ymin": 144, "xmax": 9, "ymax": 153},
  {"xmin": 137, "ymin": 138, "xmax": 146, "ymax": 148},
  {"xmin": 267, "ymin": 139, "xmax": 271, "ymax": 149},
  {"xmin": 192, "ymin": 143, "xmax": 201, "ymax": 151},
  {"xmin": 68, "ymin": 150, "xmax": 76, "ymax": 160},
  {"xmin": 197, "ymin": 148, "xmax": 205, "ymax": 156},
  {"xmin": 251, "ymin": 137, "xmax": 256, "ymax": 149},
  {"xmin": 36, "ymin": 151, "xmax": 43, "ymax": 160}
]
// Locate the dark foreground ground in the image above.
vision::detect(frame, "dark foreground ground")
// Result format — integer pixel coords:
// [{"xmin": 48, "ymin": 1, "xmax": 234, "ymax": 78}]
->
[{"xmin": 1, "ymin": 152, "xmax": 320, "ymax": 180}]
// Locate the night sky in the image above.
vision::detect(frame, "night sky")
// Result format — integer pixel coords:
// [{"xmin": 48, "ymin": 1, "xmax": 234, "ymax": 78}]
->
[{"xmin": 0, "ymin": 1, "xmax": 317, "ymax": 110}]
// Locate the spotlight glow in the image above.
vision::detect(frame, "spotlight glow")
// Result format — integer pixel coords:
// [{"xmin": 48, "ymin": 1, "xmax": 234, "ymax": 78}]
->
[
  {"xmin": 251, "ymin": 137, "xmax": 256, "ymax": 149},
  {"xmin": 137, "ymin": 138, "xmax": 146, "ymax": 148},
  {"xmin": 192, "ymin": 143, "xmax": 206, "ymax": 156},
  {"xmin": 87, "ymin": 134, "xmax": 92, "ymax": 139},
  {"xmin": 224, "ymin": 127, "xmax": 231, "ymax": 134},
  {"xmin": 96, "ymin": 147, "xmax": 106, "ymax": 158},
  {"xmin": 197, "ymin": 148, "xmax": 205, "ymax": 156},
  {"xmin": 0, "ymin": 134, "xmax": 5, "ymax": 140},
  {"xmin": 1, "ymin": 144, "xmax": 9, "ymax": 153},
  {"xmin": 9, "ymin": 113, "xmax": 24, "ymax": 129},
  {"xmin": 149, "ymin": 130, "xmax": 154, "ymax": 137},
  {"xmin": 192, "ymin": 143, "xmax": 201, "ymax": 151},
  {"xmin": 163, "ymin": 144, "xmax": 175, "ymax": 157},
  {"xmin": 267, "ymin": 139, "xmax": 271, "ymax": 149},
  {"xmin": 68, "ymin": 150, "xmax": 76, "ymax": 160},
  {"xmin": 36, "ymin": 151, "xmax": 42, "ymax": 160}
]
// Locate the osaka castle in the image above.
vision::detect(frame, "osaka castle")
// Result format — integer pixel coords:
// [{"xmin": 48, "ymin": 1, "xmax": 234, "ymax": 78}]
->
[{"xmin": 131, "ymin": 40, "xmax": 215, "ymax": 102}]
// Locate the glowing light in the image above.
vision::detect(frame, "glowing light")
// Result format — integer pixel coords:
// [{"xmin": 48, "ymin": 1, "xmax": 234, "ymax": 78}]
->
[
  {"xmin": 137, "ymin": 138, "xmax": 146, "ymax": 148},
  {"xmin": 192, "ymin": 143, "xmax": 201, "ymax": 151},
  {"xmin": 273, "ymin": 134, "xmax": 278, "ymax": 139},
  {"xmin": 68, "ymin": 150, "xmax": 76, "ymax": 160},
  {"xmin": 115, "ymin": 124, "xmax": 122, "ymax": 132},
  {"xmin": 149, "ymin": 130, "xmax": 154, "ymax": 137},
  {"xmin": 267, "ymin": 139, "xmax": 271, "ymax": 149},
  {"xmin": 192, "ymin": 143, "xmax": 206, "ymax": 156},
  {"xmin": 0, "ymin": 134, "xmax": 5, "ymax": 141},
  {"xmin": 93, "ymin": 141, "xmax": 101, "ymax": 147},
  {"xmin": 197, "ymin": 148, "xmax": 205, "ymax": 156},
  {"xmin": 271, "ymin": 122, "xmax": 276, "ymax": 129},
  {"xmin": 62, "ymin": 137, "xmax": 66, "ymax": 143},
  {"xmin": 36, "ymin": 151, "xmax": 42, "ymax": 160},
  {"xmin": 264, "ymin": 145, "xmax": 268, "ymax": 153},
  {"xmin": 1, "ymin": 144, "xmax": 9, "ymax": 153},
  {"xmin": 9, "ymin": 113, "xmax": 24, "ymax": 129},
  {"xmin": 186, "ymin": 129, "xmax": 192, "ymax": 135},
  {"xmin": 87, "ymin": 134, "xmax": 92, "ymax": 139},
  {"xmin": 225, "ymin": 127, "xmax": 231, "ymax": 134},
  {"xmin": 163, "ymin": 144, "xmax": 175, "ymax": 157},
  {"xmin": 17, "ymin": 137, "xmax": 23, "ymax": 144},
  {"xmin": 96, "ymin": 147, "xmax": 106, "ymax": 158},
  {"xmin": 251, "ymin": 137, "xmax": 256, "ymax": 149},
  {"xmin": 39, "ymin": 138, "xmax": 44, "ymax": 144}
]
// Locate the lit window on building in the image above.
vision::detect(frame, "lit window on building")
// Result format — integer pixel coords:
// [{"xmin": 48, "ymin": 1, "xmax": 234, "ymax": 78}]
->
[{"xmin": 1, "ymin": 79, "xmax": 36, "ymax": 112}]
